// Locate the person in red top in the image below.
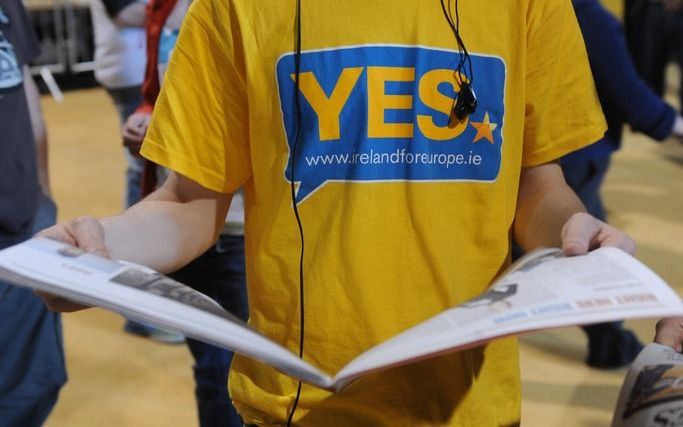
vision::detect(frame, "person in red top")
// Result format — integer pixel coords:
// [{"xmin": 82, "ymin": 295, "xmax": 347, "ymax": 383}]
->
[
  {"xmin": 122, "ymin": 1, "xmax": 248, "ymax": 426},
  {"xmin": 122, "ymin": 0, "xmax": 175, "ymax": 194}
]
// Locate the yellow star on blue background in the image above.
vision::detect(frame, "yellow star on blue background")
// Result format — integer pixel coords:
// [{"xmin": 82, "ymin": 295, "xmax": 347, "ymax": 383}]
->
[{"xmin": 470, "ymin": 112, "xmax": 498, "ymax": 143}]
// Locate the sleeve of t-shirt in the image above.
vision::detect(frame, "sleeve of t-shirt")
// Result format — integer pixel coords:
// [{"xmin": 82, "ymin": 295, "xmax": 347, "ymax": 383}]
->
[
  {"xmin": 12, "ymin": 0, "xmax": 41, "ymax": 66},
  {"xmin": 521, "ymin": 0, "xmax": 607, "ymax": 167},
  {"xmin": 101, "ymin": 0, "xmax": 138, "ymax": 19},
  {"xmin": 140, "ymin": 0, "xmax": 252, "ymax": 194}
]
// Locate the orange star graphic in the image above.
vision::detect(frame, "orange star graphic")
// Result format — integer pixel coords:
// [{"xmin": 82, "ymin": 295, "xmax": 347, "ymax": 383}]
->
[{"xmin": 470, "ymin": 112, "xmax": 498, "ymax": 143}]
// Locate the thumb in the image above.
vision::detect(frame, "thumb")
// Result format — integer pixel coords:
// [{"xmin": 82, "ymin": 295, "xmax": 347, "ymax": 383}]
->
[
  {"xmin": 561, "ymin": 212, "xmax": 601, "ymax": 256},
  {"xmin": 68, "ymin": 216, "xmax": 110, "ymax": 258}
]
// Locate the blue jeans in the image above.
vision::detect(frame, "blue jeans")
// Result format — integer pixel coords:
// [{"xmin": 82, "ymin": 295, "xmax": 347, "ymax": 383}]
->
[
  {"xmin": 169, "ymin": 235, "xmax": 249, "ymax": 427},
  {"xmin": 105, "ymin": 86, "xmax": 145, "ymax": 208},
  {"xmin": 0, "ymin": 194, "xmax": 66, "ymax": 427},
  {"xmin": 560, "ymin": 156, "xmax": 610, "ymax": 222}
]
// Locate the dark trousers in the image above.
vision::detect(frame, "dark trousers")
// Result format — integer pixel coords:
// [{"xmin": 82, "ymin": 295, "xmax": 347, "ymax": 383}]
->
[
  {"xmin": 561, "ymin": 155, "xmax": 610, "ymax": 222},
  {"xmin": 105, "ymin": 85, "xmax": 145, "ymax": 208},
  {"xmin": 624, "ymin": 0, "xmax": 652, "ymax": 75},
  {"xmin": 625, "ymin": 1, "xmax": 683, "ymax": 107},
  {"xmin": 170, "ymin": 234, "xmax": 249, "ymax": 427}
]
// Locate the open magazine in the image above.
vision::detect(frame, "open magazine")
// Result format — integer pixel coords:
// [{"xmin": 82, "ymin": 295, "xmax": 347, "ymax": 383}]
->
[
  {"xmin": 0, "ymin": 237, "xmax": 681, "ymax": 392},
  {"xmin": 612, "ymin": 343, "xmax": 683, "ymax": 427}
]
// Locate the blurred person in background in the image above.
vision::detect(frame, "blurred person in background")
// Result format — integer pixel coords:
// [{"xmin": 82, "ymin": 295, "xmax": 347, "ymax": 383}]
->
[
  {"xmin": 564, "ymin": 0, "xmax": 683, "ymax": 368},
  {"xmin": 90, "ymin": 0, "xmax": 146, "ymax": 207},
  {"xmin": 624, "ymin": 0, "xmax": 683, "ymax": 107},
  {"xmin": 121, "ymin": 0, "xmax": 248, "ymax": 425},
  {"xmin": 624, "ymin": 0, "xmax": 651, "ymax": 74},
  {"xmin": 90, "ymin": 0, "xmax": 184, "ymax": 343},
  {"xmin": 0, "ymin": 0, "xmax": 66, "ymax": 424}
]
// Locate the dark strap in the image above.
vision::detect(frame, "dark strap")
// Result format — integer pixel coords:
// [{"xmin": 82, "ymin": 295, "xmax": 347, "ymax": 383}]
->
[{"xmin": 140, "ymin": 160, "xmax": 158, "ymax": 198}]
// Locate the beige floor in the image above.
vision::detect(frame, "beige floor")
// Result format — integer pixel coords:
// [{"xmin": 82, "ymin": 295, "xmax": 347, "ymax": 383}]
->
[{"xmin": 39, "ymin": 85, "xmax": 683, "ymax": 427}]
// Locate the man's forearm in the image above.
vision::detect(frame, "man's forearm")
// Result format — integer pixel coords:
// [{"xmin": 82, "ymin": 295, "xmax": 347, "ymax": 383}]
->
[
  {"xmin": 514, "ymin": 162, "xmax": 586, "ymax": 251},
  {"xmin": 100, "ymin": 173, "xmax": 230, "ymax": 273}
]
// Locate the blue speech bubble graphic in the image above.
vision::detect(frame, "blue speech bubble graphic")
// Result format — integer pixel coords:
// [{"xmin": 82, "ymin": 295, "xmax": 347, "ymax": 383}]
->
[{"xmin": 276, "ymin": 45, "xmax": 506, "ymax": 204}]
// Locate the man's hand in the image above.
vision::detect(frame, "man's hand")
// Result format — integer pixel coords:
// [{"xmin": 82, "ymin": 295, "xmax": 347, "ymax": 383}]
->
[
  {"xmin": 35, "ymin": 216, "xmax": 109, "ymax": 312},
  {"xmin": 515, "ymin": 163, "xmax": 636, "ymax": 256},
  {"xmin": 654, "ymin": 317, "xmax": 683, "ymax": 352},
  {"xmin": 561, "ymin": 212, "xmax": 637, "ymax": 256},
  {"xmin": 122, "ymin": 111, "xmax": 151, "ymax": 157},
  {"xmin": 34, "ymin": 173, "xmax": 232, "ymax": 312}
]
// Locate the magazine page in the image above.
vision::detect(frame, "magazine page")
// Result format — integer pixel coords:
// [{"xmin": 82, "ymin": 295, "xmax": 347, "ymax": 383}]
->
[
  {"xmin": 332, "ymin": 248, "xmax": 683, "ymax": 391},
  {"xmin": 612, "ymin": 343, "xmax": 683, "ymax": 427},
  {"xmin": 0, "ymin": 237, "xmax": 334, "ymax": 389}
]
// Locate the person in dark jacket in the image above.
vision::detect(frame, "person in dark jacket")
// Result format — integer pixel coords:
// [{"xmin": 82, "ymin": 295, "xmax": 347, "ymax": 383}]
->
[{"xmin": 566, "ymin": 0, "xmax": 683, "ymax": 368}]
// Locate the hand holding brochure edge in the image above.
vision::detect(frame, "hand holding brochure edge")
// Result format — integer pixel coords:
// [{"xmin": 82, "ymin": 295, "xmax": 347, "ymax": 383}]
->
[
  {"xmin": 654, "ymin": 317, "xmax": 683, "ymax": 353},
  {"xmin": 34, "ymin": 216, "xmax": 109, "ymax": 313},
  {"xmin": 0, "ymin": 237, "xmax": 335, "ymax": 388},
  {"xmin": 611, "ymin": 343, "xmax": 683, "ymax": 427},
  {"xmin": 0, "ymin": 237, "xmax": 681, "ymax": 393}
]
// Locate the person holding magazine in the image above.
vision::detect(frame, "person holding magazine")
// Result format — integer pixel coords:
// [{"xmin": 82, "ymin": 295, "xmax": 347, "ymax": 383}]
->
[
  {"xmin": 37, "ymin": 0, "xmax": 639, "ymax": 425},
  {"xmin": 608, "ymin": 322, "xmax": 683, "ymax": 427}
]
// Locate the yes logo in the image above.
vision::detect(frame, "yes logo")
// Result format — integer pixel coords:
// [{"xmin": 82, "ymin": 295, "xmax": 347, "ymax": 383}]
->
[{"xmin": 276, "ymin": 45, "xmax": 506, "ymax": 203}]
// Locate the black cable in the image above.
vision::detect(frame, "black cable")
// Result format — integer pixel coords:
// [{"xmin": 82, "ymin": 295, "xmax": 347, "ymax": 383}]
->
[
  {"xmin": 284, "ymin": 3, "xmax": 473, "ymax": 425},
  {"xmin": 453, "ymin": 0, "xmax": 474, "ymax": 83},
  {"xmin": 286, "ymin": 0, "xmax": 305, "ymax": 425},
  {"xmin": 439, "ymin": 0, "xmax": 474, "ymax": 85},
  {"xmin": 440, "ymin": 0, "xmax": 464, "ymax": 84}
]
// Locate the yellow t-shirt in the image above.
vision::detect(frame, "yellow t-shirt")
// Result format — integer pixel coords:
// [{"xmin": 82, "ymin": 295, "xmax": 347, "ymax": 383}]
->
[{"xmin": 141, "ymin": 0, "xmax": 606, "ymax": 425}]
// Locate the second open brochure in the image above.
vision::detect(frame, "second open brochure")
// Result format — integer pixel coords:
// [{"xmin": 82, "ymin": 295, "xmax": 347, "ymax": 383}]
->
[{"xmin": 0, "ymin": 237, "xmax": 681, "ymax": 392}]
